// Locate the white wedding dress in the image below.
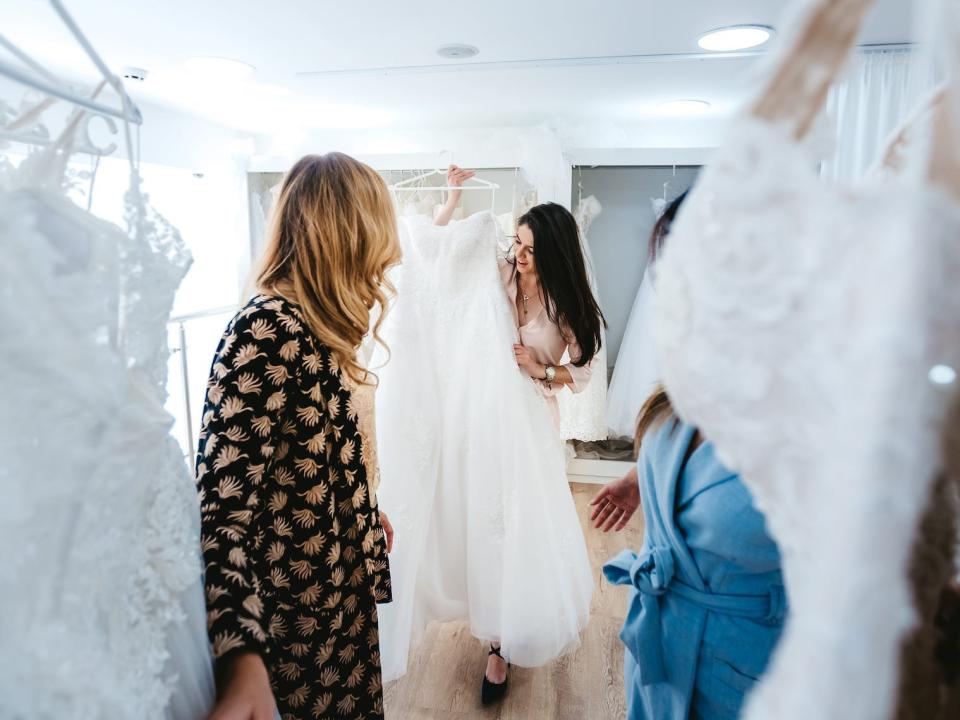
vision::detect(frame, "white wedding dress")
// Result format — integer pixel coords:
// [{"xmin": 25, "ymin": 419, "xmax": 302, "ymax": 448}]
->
[
  {"xmin": 653, "ymin": 1, "xmax": 960, "ymax": 717},
  {"xmin": 0, "ymin": 133, "xmax": 214, "ymax": 717},
  {"xmin": 558, "ymin": 195, "xmax": 609, "ymax": 441},
  {"xmin": 374, "ymin": 211, "xmax": 592, "ymax": 681},
  {"xmin": 605, "ymin": 264, "xmax": 659, "ymax": 439}
]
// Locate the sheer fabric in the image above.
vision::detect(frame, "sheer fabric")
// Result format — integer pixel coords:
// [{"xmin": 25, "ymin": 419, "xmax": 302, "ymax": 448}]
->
[
  {"xmin": 0, "ymin": 125, "xmax": 214, "ymax": 718},
  {"xmin": 374, "ymin": 212, "xmax": 592, "ymax": 681},
  {"xmin": 653, "ymin": 1, "xmax": 960, "ymax": 716}
]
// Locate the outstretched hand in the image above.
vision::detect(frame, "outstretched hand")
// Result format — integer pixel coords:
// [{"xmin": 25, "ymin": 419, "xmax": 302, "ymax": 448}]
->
[{"xmin": 589, "ymin": 467, "xmax": 640, "ymax": 533}]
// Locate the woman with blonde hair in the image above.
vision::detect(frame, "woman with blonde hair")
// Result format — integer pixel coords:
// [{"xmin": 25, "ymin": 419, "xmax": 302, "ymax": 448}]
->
[{"xmin": 196, "ymin": 152, "xmax": 400, "ymax": 720}]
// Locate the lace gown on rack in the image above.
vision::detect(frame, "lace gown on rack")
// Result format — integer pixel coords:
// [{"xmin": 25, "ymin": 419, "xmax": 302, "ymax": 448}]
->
[
  {"xmin": 652, "ymin": 1, "xmax": 960, "ymax": 717},
  {"xmin": 0, "ymin": 147, "xmax": 214, "ymax": 717},
  {"xmin": 374, "ymin": 212, "xmax": 592, "ymax": 681}
]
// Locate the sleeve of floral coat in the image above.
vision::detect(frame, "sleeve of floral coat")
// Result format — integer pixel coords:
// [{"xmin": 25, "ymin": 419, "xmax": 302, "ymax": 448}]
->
[{"xmin": 195, "ymin": 305, "xmax": 300, "ymax": 664}]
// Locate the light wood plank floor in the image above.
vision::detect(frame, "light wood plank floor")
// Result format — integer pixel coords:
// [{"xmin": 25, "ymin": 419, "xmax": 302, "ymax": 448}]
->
[{"xmin": 384, "ymin": 482, "xmax": 643, "ymax": 720}]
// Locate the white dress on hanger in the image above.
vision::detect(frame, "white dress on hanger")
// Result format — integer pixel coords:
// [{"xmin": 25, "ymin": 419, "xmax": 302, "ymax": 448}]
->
[
  {"xmin": 374, "ymin": 211, "xmax": 592, "ymax": 681},
  {"xmin": 557, "ymin": 195, "xmax": 609, "ymax": 441},
  {"xmin": 651, "ymin": 2, "xmax": 960, "ymax": 717},
  {"xmin": 0, "ymin": 141, "xmax": 214, "ymax": 718},
  {"xmin": 605, "ymin": 262, "xmax": 659, "ymax": 439}
]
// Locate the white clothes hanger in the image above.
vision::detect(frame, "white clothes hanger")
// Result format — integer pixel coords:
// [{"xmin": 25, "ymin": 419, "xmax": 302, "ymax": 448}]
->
[
  {"xmin": 390, "ymin": 151, "xmax": 500, "ymax": 212},
  {"xmin": 0, "ymin": 0, "xmax": 143, "ymax": 128}
]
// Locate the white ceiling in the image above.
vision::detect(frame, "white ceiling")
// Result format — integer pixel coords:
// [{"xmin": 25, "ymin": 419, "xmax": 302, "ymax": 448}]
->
[{"xmin": 4, "ymin": 0, "xmax": 917, "ymax": 134}]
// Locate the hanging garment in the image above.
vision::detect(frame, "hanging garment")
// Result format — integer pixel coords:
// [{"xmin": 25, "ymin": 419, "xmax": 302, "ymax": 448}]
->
[
  {"xmin": 557, "ymin": 195, "xmax": 609, "ymax": 441},
  {"xmin": 651, "ymin": 1, "xmax": 960, "ymax": 718},
  {"xmin": 606, "ymin": 264, "xmax": 659, "ymax": 439},
  {"xmin": 604, "ymin": 420, "xmax": 785, "ymax": 720},
  {"xmin": 0, "ymin": 144, "xmax": 214, "ymax": 717},
  {"xmin": 374, "ymin": 211, "xmax": 592, "ymax": 681}
]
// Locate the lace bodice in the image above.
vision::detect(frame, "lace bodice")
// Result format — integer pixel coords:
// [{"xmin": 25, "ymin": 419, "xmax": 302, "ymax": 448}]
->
[
  {"xmin": 0, "ymin": 151, "xmax": 208, "ymax": 718},
  {"xmin": 558, "ymin": 196, "xmax": 608, "ymax": 441},
  {"xmin": 654, "ymin": 111, "xmax": 960, "ymax": 719}
]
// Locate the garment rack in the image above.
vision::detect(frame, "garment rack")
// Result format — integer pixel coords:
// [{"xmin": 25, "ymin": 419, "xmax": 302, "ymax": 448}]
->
[
  {"xmin": 0, "ymin": 0, "xmax": 143, "ymax": 127},
  {"xmin": 390, "ymin": 166, "xmax": 501, "ymax": 213}
]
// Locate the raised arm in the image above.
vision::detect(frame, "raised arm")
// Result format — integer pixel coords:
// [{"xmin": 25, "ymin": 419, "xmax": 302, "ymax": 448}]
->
[{"xmin": 433, "ymin": 165, "xmax": 476, "ymax": 226}]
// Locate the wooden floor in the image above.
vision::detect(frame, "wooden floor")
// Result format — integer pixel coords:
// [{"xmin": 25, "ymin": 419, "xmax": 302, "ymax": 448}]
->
[{"xmin": 384, "ymin": 482, "xmax": 643, "ymax": 720}]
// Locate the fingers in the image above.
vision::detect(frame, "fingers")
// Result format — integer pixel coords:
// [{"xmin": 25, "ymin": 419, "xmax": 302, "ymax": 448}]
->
[
  {"xmin": 589, "ymin": 490, "xmax": 610, "ymax": 515},
  {"xmin": 591, "ymin": 500, "xmax": 616, "ymax": 529},
  {"xmin": 614, "ymin": 509, "xmax": 634, "ymax": 532},
  {"xmin": 601, "ymin": 507, "xmax": 625, "ymax": 533},
  {"xmin": 446, "ymin": 165, "xmax": 477, "ymax": 187},
  {"xmin": 379, "ymin": 512, "xmax": 394, "ymax": 553}
]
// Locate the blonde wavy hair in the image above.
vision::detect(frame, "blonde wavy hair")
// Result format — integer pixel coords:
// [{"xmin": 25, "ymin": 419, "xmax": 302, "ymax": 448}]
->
[{"xmin": 255, "ymin": 152, "xmax": 401, "ymax": 385}]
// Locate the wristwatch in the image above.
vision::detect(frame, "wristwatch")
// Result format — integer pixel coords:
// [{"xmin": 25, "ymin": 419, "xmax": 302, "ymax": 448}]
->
[{"xmin": 543, "ymin": 365, "xmax": 557, "ymax": 383}]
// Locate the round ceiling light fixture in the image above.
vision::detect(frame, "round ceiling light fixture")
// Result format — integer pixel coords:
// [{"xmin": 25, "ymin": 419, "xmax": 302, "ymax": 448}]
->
[
  {"xmin": 698, "ymin": 25, "xmax": 774, "ymax": 52},
  {"xmin": 658, "ymin": 99, "xmax": 712, "ymax": 116},
  {"xmin": 436, "ymin": 44, "xmax": 479, "ymax": 60},
  {"xmin": 184, "ymin": 56, "xmax": 256, "ymax": 81}
]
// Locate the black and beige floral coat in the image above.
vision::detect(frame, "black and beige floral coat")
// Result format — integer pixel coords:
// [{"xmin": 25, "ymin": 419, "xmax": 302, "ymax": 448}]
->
[{"xmin": 195, "ymin": 294, "xmax": 391, "ymax": 720}]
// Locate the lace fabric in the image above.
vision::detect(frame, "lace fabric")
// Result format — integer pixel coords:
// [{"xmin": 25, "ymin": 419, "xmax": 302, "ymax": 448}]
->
[
  {"xmin": 557, "ymin": 195, "xmax": 609, "ymax": 441},
  {"xmin": 0, "ymin": 138, "xmax": 213, "ymax": 716},
  {"xmin": 655, "ymin": 110, "xmax": 960, "ymax": 720}
]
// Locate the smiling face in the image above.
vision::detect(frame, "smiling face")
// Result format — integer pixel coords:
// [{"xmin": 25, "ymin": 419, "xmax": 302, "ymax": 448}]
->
[{"xmin": 514, "ymin": 223, "xmax": 537, "ymax": 277}]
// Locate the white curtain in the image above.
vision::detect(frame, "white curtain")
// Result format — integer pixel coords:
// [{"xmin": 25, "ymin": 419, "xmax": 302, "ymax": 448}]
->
[{"xmin": 821, "ymin": 50, "xmax": 938, "ymax": 183}]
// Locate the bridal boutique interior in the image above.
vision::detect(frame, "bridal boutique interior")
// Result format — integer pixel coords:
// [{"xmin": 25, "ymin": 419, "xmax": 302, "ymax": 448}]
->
[{"xmin": 3, "ymin": 0, "xmax": 960, "ymax": 719}]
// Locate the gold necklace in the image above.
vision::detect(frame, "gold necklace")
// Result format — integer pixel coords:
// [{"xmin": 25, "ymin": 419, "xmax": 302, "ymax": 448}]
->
[{"xmin": 517, "ymin": 275, "xmax": 535, "ymax": 318}]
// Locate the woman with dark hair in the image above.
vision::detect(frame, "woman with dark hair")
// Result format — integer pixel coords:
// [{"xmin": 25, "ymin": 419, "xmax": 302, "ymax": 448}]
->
[
  {"xmin": 422, "ymin": 167, "xmax": 604, "ymax": 702},
  {"xmin": 437, "ymin": 167, "xmax": 606, "ymax": 427},
  {"xmin": 591, "ymin": 192, "xmax": 787, "ymax": 720}
]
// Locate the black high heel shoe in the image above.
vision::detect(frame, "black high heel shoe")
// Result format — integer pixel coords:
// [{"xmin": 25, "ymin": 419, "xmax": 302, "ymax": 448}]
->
[{"xmin": 481, "ymin": 644, "xmax": 510, "ymax": 705}]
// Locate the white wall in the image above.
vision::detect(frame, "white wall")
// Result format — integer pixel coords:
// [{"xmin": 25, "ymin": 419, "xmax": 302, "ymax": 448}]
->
[
  {"xmin": 244, "ymin": 115, "xmax": 725, "ymax": 217},
  {"xmin": 574, "ymin": 166, "xmax": 700, "ymax": 368}
]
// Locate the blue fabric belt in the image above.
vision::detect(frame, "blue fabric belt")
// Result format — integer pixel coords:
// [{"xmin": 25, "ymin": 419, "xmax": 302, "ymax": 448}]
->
[{"xmin": 603, "ymin": 547, "xmax": 787, "ymax": 686}]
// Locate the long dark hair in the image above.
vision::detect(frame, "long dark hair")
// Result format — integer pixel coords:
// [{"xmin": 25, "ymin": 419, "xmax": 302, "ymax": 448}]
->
[
  {"xmin": 517, "ymin": 202, "xmax": 606, "ymax": 367},
  {"xmin": 650, "ymin": 190, "xmax": 689, "ymax": 263},
  {"xmin": 635, "ymin": 190, "xmax": 689, "ymax": 449}
]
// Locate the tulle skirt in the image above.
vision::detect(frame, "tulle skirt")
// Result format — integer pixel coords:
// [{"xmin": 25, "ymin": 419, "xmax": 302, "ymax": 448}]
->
[{"xmin": 374, "ymin": 214, "xmax": 593, "ymax": 682}]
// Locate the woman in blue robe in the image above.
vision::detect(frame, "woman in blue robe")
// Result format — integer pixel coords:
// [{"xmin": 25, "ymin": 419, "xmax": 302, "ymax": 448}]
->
[{"xmin": 591, "ymin": 193, "xmax": 787, "ymax": 719}]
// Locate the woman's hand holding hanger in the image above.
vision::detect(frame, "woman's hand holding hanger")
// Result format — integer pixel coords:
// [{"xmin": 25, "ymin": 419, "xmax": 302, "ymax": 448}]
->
[{"xmin": 434, "ymin": 165, "xmax": 476, "ymax": 226}]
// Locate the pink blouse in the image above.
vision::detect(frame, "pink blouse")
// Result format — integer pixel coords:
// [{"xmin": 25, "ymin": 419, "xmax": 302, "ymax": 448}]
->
[{"xmin": 500, "ymin": 262, "xmax": 595, "ymax": 404}]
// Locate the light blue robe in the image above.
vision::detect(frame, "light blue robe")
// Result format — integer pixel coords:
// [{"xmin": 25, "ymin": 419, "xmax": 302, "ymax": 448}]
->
[{"xmin": 603, "ymin": 420, "xmax": 786, "ymax": 720}]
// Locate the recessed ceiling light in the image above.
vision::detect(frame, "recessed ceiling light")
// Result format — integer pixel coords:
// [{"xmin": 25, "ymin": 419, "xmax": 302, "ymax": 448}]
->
[
  {"xmin": 658, "ymin": 99, "xmax": 712, "ymax": 116},
  {"xmin": 698, "ymin": 25, "xmax": 774, "ymax": 52},
  {"xmin": 184, "ymin": 57, "xmax": 256, "ymax": 81},
  {"xmin": 436, "ymin": 44, "xmax": 479, "ymax": 60}
]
